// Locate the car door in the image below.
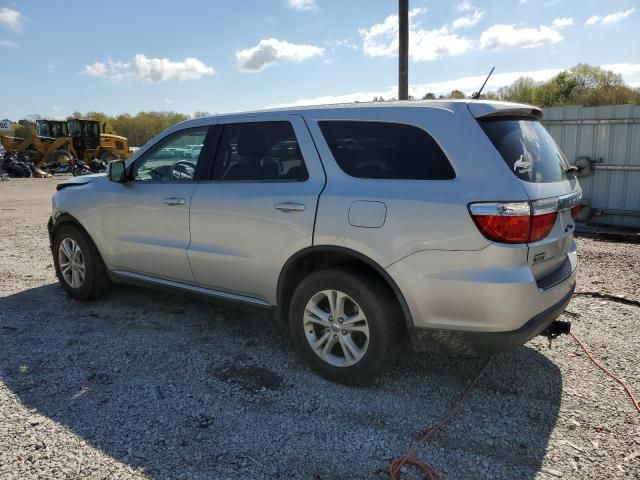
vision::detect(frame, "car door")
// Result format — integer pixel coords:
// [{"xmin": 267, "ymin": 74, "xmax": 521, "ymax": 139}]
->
[
  {"xmin": 188, "ymin": 114, "xmax": 326, "ymax": 304},
  {"xmin": 98, "ymin": 124, "xmax": 214, "ymax": 283}
]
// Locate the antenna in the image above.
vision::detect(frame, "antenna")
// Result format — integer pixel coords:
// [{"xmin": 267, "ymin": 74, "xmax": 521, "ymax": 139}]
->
[{"xmin": 472, "ymin": 66, "xmax": 495, "ymax": 100}]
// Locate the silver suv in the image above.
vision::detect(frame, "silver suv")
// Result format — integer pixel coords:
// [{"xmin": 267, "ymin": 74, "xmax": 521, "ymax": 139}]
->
[{"xmin": 49, "ymin": 101, "xmax": 580, "ymax": 384}]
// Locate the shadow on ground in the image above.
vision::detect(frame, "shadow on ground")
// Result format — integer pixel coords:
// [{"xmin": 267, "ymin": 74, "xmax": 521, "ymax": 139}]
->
[{"xmin": 0, "ymin": 283, "xmax": 562, "ymax": 479}]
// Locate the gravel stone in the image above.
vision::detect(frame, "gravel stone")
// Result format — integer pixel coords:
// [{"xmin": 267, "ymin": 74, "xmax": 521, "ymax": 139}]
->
[{"xmin": 0, "ymin": 177, "xmax": 638, "ymax": 479}]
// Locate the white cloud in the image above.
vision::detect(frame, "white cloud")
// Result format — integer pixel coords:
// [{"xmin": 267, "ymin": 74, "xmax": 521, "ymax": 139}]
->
[
  {"xmin": 0, "ymin": 40, "xmax": 18, "ymax": 48},
  {"xmin": 328, "ymin": 38, "xmax": 358, "ymax": 51},
  {"xmin": 602, "ymin": 63, "xmax": 640, "ymax": 84},
  {"xmin": 287, "ymin": 0, "xmax": 317, "ymax": 11},
  {"xmin": 412, "ymin": 27, "xmax": 472, "ymax": 60},
  {"xmin": 134, "ymin": 55, "xmax": 213, "ymax": 82},
  {"xmin": 0, "ymin": 7, "xmax": 24, "ymax": 32},
  {"xmin": 480, "ymin": 23, "xmax": 563, "ymax": 49},
  {"xmin": 585, "ymin": 16, "xmax": 599, "ymax": 26},
  {"xmin": 551, "ymin": 17, "xmax": 574, "ymax": 28},
  {"xmin": 359, "ymin": 8, "xmax": 471, "ymax": 61},
  {"xmin": 272, "ymin": 63, "xmax": 640, "ymax": 108},
  {"xmin": 84, "ymin": 55, "xmax": 214, "ymax": 82},
  {"xmin": 236, "ymin": 38, "xmax": 324, "ymax": 72},
  {"xmin": 84, "ymin": 61, "xmax": 108, "ymax": 77},
  {"xmin": 458, "ymin": 1, "xmax": 473, "ymax": 12},
  {"xmin": 585, "ymin": 8, "xmax": 635, "ymax": 26},
  {"xmin": 452, "ymin": 9, "xmax": 484, "ymax": 29},
  {"xmin": 359, "ymin": 13, "xmax": 399, "ymax": 57}
]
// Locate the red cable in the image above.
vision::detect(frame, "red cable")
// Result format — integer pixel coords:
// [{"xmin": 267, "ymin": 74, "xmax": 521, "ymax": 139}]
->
[
  {"xmin": 570, "ymin": 332, "xmax": 640, "ymax": 413},
  {"xmin": 389, "ymin": 330, "xmax": 639, "ymax": 479},
  {"xmin": 389, "ymin": 356, "xmax": 493, "ymax": 480}
]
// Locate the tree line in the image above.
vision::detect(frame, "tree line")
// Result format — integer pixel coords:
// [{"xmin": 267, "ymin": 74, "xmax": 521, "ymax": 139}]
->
[
  {"xmin": 374, "ymin": 63, "xmax": 640, "ymax": 107},
  {"xmin": 6, "ymin": 64, "xmax": 639, "ymax": 147}
]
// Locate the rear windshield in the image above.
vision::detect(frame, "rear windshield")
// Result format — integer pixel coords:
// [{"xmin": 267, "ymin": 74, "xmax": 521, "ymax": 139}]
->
[{"xmin": 478, "ymin": 117, "xmax": 570, "ymax": 183}]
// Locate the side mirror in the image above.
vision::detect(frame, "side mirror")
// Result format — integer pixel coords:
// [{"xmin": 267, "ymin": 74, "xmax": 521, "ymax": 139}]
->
[{"xmin": 108, "ymin": 159, "xmax": 126, "ymax": 183}]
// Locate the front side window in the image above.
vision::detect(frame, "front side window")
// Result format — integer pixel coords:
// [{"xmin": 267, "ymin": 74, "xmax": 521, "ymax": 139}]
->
[
  {"xmin": 132, "ymin": 127, "xmax": 208, "ymax": 182},
  {"xmin": 318, "ymin": 121, "xmax": 455, "ymax": 180},
  {"xmin": 213, "ymin": 121, "xmax": 308, "ymax": 181}
]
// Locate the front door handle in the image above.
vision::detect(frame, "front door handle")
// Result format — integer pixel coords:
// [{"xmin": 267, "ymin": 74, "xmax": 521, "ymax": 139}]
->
[
  {"xmin": 275, "ymin": 202, "xmax": 305, "ymax": 213},
  {"xmin": 163, "ymin": 197, "xmax": 186, "ymax": 206}
]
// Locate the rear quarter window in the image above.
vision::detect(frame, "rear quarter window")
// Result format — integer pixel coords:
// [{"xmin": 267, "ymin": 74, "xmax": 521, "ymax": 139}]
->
[
  {"xmin": 478, "ymin": 117, "xmax": 570, "ymax": 183},
  {"xmin": 318, "ymin": 121, "xmax": 455, "ymax": 180}
]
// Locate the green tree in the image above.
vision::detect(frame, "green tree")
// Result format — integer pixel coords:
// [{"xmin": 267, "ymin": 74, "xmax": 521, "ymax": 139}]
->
[
  {"xmin": 492, "ymin": 64, "xmax": 639, "ymax": 107},
  {"xmin": 448, "ymin": 90, "xmax": 466, "ymax": 99}
]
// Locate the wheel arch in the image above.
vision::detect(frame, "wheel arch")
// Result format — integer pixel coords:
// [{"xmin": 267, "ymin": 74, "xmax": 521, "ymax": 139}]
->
[
  {"xmin": 276, "ymin": 245, "xmax": 415, "ymax": 335},
  {"xmin": 49, "ymin": 212, "xmax": 104, "ymax": 262}
]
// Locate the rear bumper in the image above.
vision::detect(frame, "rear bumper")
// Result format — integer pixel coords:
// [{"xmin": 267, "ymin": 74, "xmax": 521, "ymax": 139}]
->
[
  {"xmin": 410, "ymin": 281, "xmax": 575, "ymax": 354},
  {"xmin": 386, "ymin": 241, "xmax": 578, "ymax": 353}
]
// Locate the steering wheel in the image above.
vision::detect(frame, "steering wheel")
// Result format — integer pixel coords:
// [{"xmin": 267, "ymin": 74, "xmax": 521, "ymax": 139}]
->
[{"xmin": 172, "ymin": 160, "xmax": 197, "ymax": 179}]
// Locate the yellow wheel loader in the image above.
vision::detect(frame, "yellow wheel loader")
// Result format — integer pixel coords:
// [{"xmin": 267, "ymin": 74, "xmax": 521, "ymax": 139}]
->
[
  {"xmin": 0, "ymin": 121, "xmax": 75, "ymax": 177},
  {"xmin": 67, "ymin": 119, "xmax": 131, "ymax": 162}
]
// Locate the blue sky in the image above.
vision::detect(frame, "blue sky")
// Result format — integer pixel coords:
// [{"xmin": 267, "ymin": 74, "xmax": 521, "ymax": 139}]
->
[{"xmin": 1, "ymin": 0, "xmax": 639, "ymax": 119}]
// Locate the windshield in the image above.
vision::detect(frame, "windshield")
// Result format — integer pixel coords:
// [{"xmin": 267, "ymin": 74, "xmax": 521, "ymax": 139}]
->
[{"xmin": 478, "ymin": 117, "xmax": 570, "ymax": 183}]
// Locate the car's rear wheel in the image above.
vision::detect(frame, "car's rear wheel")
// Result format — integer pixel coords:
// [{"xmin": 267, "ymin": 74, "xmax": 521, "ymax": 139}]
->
[
  {"xmin": 53, "ymin": 224, "xmax": 110, "ymax": 300},
  {"xmin": 289, "ymin": 268, "xmax": 395, "ymax": 384}
]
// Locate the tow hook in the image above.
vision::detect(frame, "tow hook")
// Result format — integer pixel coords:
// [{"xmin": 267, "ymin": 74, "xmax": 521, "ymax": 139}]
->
[{"xmin": 540, "ymin": 320, "xmax": 571, "ymax": 348}]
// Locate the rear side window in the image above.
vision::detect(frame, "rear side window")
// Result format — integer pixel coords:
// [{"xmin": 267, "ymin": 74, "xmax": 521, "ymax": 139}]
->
[
  {"xmin": 213, "ymin": 121, "xmax": 308, "ymax": 181},
  {"xmin": 478, "ymin": 117, "xmax": 570, "ymax": 183},
  {"xmin": 318, "ymin": 121, "xmax": 454, "ymax": 180}
]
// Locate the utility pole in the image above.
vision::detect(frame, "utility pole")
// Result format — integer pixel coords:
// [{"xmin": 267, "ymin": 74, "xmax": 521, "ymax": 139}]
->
[{"xmin": 398, "ymin": 0, "xmax": 409, "ymax": 100}]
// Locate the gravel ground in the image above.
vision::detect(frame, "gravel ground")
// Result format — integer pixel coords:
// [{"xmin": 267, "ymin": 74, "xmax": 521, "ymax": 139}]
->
[{"xmin": 0, "ymin": 177, "xmax": 638, "ymax": 480}]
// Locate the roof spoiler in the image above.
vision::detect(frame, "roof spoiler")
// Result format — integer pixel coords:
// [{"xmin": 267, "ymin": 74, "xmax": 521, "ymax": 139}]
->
[{"xmin": 468, "ymin": 102, "xmax": 543, "ymax": 120}]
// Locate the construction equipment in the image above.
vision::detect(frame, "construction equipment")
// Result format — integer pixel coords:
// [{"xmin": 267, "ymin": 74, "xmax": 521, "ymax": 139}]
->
[
  {"xmin": 67, "ymin": 119, "xmax": 131, "ymax": 162},
  {"xmin": 1, "ymin": 118, "xmax": 132, "ymax": 177},
  {"xmin": 0, "ymin": 121, "xmax": 75, "ymax": 177}
]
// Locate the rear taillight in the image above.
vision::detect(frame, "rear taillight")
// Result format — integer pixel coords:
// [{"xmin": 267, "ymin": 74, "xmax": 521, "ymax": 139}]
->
[
  {"xmin": 530, "ymin": 198, "xmax": 558, "ymax": 242},
  {"xmin": 469, "ymin": 202, "xmax": 531, "ymax": 244},
  {"xmin": 469, "ymin": 199, "xmax": 558, "ymax": 244}
]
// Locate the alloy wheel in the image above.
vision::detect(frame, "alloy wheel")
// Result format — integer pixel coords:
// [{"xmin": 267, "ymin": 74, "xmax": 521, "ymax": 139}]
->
[
  {"xmin": 303, "ymin": 289, "xmax": 370, "ymax": 367},
  {"xmin": 58, "ymin": 237, "xmax": 86, "ymax": 288}
]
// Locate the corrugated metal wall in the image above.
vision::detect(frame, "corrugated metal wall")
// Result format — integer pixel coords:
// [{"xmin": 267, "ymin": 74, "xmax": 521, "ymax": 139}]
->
[{"xmin": 542, "ymin": 104, "xmax": 640, "ymax": 229}]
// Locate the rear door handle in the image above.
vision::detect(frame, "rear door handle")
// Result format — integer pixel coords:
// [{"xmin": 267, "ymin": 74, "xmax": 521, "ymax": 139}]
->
[
  {"xmin": 275, "ymin": 202, "xmax": 305, "ymax": 213},
  {"xmin": 163, "ymin": 197, "xmax": 186, "ymax": 206}
]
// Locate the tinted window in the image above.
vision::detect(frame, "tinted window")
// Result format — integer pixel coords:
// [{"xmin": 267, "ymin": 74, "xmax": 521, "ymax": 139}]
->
[
  {"xmin": 318, "ymin": 121, "xmax": 455, "ymax": 180},
  {"xmin": 478, "ymin": 117, "xmax": 570, "ymax": 183},
  {"xmin": 213, "ymin": 122, "xmax": 308, "ymax": 181},
  {"xmin": 132, "ymin": 127, "xmax": 208, "ymax": 182}
]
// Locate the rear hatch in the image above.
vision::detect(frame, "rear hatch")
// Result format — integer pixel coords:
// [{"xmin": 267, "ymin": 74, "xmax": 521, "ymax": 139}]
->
[{"xmin": 470, "ymin": 103, "xmax": 581, "ymax": 283}]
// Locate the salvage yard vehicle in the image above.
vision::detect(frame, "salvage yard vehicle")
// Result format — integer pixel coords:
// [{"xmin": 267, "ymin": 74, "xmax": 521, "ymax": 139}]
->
[
  {"xmin": 48, "ymin": 101, "xmax": 581, "ymax": 384},
  {"xmin": 67, "ymin": 119, "xmax": 131, "ymax": 162},
  {"xmin": 1, "ymin": 121, "xmax": 75, "ymax": 177}
]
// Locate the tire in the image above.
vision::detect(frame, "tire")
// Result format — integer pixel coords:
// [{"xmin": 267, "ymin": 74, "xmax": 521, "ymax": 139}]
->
[
  {"xmin": 289, "ymin": 268, "xmax": 396, "ymax": 385},
  {"xmin": 53, "ymin": 224, "xmax": 111, "ymax": 300}
]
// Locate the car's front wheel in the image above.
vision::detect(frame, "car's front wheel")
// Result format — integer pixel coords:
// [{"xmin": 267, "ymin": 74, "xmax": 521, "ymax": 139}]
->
[
  {"xmin": 289, "ymin": 268, "xmax": 396, "ymax": 384},
  {"xmin": 53, "ymin": 224, "xmax": 111, "ymax": 300}
]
